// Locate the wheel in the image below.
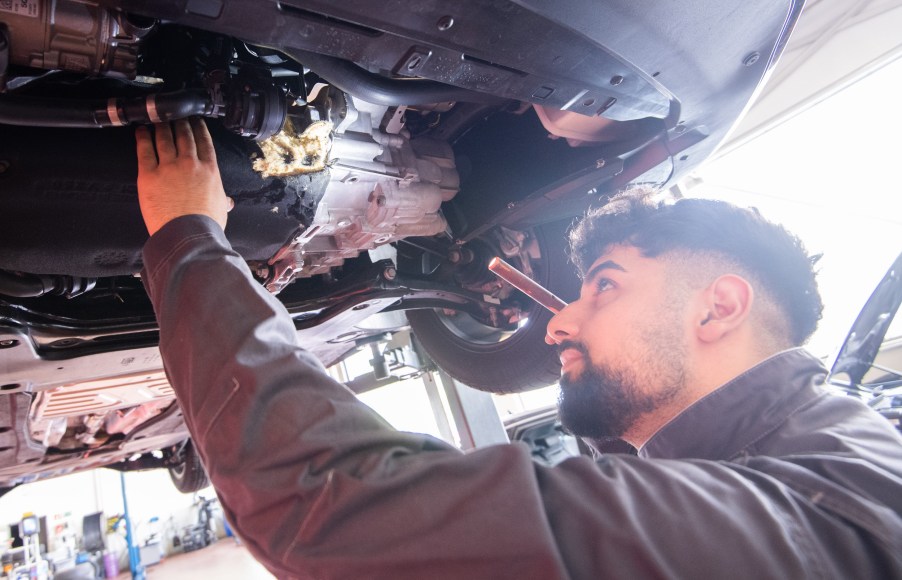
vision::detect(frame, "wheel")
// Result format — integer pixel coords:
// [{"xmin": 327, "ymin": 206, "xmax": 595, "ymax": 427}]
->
[
  {"xmin": 407, "ymin": 221, "xmax": 580, "ymax": 393},
  {"xmin": 168, "ymin": 440, "xmax": 211, "ymax": 493}
]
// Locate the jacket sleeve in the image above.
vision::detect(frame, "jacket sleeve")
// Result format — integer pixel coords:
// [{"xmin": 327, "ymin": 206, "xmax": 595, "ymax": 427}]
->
[{"xmin": 142, "ymin": 215, "xmax": 902, "ymax": 580}]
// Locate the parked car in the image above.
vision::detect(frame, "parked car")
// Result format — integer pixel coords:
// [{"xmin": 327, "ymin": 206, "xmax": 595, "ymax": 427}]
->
[
  {"xmin": 827, "ymin": 251, "xmax": 902, "ymax": 434},
  {"xmin": 0, "ymin": 0, "xmax": 804, "ymax": 492}
]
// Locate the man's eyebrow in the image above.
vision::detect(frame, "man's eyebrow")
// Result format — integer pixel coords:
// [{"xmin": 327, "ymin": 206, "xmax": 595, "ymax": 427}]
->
[{"xmin": 583, "ymin": 260, "xmax": 627, "ymax": 284}]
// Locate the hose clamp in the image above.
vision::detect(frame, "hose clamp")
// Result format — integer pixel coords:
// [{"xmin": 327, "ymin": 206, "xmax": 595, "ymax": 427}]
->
[
  {"xmin": 146, "ymin": 94, "xmax": 163, "ymax": 124},
  {"xmin": 106, "ymin": 99, "xmax": 125, "ymax": 126}
]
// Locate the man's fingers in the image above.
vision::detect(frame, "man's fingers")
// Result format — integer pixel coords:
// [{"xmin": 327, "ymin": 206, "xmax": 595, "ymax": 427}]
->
[
  {"xmin": 154, "ymin": 122, "xmax": 177, "ymax": 163},
  {"xmin": 190, "ymin": 117, "xmax": 218, "ymax": 163},
  {"xmin": 227, "ymin": 197, "xmax": 235, "ymax": 212},
  {"xmin": 135, "ymin": 126, "xmax": 158, "ymax": 170},
  {"xmin": 174, "ymin": 119, "xmax": 197, "ymax": 159}
]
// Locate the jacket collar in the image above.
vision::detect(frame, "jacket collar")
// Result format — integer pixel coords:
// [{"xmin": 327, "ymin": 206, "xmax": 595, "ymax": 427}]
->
[{"xmin": 638, "ymin": 348, "xmax": 828, "ymax": 460}]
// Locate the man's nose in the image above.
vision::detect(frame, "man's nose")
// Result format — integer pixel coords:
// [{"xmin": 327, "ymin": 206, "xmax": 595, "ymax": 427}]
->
[{"xmin": 545, "ymin": 301, "xmax": 580, "ymax": 345}]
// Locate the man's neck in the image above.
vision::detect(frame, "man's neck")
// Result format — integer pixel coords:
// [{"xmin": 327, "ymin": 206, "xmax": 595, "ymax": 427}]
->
[
  {"xmin": 623, "ymin": 347, "xmax": 776, "ymax": 449},
  {"xmin": 622, "ymin": 393, "xmax": 697, "ymax": 449}
]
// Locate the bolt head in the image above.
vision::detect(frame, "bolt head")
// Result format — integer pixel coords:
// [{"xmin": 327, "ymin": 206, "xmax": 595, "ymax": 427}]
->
[
  {"xmin": 437, "ymin": 15, "xmax": 455, "ymax": 31},
  {"xmin": 743, "ymin": 52, "xmax": 760, "ymax": 67}
]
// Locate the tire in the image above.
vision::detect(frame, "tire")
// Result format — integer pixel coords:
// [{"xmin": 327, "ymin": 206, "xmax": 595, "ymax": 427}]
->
[
  {"xmin": 407, "ymin": 221, "xmax": 580, "ymax": 393},
  {"xmin": 168, "ymin": 440, "xmax": 211, "ymax": 493}
]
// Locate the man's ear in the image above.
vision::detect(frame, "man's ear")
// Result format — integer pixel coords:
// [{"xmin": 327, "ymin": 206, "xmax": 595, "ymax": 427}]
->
[{"xmin": 696, "ymin": 274, "xmax": 754, "ymax": 343}]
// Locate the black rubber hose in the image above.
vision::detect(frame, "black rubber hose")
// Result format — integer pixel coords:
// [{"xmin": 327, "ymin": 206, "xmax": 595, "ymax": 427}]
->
[
  {"xmin": 0, "ymin": 90, "xmax": 213, "ymax": 128},
  {"xmin": 291, "ymin": 50, "xmax": 504, "ymax": 106},
  {"xmin": 0, "ymin": 270, "xmax": 52, "ymax": 298},
  {"xmin": 0, "ymin": 270, "xmax": 96, "ymax": 298},
  {"xmin": 121, "ymin": 90, "xmax": 213, "ymax": 124},
  {"xmin": 0, "ymin": 94, "xmax": 109, "ymax": 128}
]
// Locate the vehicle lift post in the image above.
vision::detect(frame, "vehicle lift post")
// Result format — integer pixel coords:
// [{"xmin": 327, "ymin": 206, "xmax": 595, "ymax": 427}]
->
[{"xmin": 119, "ymin": 472, "xmax": 146, "ymax": 580}]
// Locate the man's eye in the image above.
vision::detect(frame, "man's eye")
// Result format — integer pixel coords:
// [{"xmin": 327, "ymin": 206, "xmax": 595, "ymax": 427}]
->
[{"xmin": 595, "ymin": 278, "xmax": 614, "ymax": 293}]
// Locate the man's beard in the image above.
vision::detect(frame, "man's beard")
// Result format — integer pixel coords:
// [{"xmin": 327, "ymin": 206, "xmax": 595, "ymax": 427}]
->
[{"xmin": 557, "ymin": 340, "xmax": 686, "ymax": 441}]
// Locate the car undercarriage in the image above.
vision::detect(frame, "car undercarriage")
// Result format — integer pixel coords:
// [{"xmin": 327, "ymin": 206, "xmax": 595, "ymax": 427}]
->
[{"xmin": 0, "ymin": 0, "xmax": 804, "ymax": 491}]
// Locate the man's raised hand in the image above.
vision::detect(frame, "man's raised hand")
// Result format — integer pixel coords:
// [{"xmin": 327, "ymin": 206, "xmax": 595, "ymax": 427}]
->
[{"xmin": 136, "ymin": 118, "xmax": 233, "ymax": 236}]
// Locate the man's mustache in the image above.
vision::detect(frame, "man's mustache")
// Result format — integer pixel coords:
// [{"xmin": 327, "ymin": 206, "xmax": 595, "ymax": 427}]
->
[{"xmin": 557, "ymin": 340, "xmax": 589, "ymax": 358}]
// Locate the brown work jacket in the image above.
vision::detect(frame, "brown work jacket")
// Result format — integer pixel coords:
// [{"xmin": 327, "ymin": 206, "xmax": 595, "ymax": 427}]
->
[{"xmin": 144, "ymin": 215, "xmax": 902, "ymax": 579}]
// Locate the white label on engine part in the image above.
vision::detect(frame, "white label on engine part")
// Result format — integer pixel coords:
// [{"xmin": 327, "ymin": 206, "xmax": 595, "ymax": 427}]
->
[{"xmin": 0, "ymin": 0, "xmax": 39, "ymax": 18}]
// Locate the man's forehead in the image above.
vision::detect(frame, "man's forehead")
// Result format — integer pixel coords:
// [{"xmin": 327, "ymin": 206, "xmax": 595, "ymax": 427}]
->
[{"xmin": 584, "ymin": 245, "xmax": 641, "ymax": 277}]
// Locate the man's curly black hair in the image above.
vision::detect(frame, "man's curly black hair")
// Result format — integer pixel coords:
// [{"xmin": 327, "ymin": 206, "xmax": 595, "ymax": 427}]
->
[{"xmin": 568, "ymin": 191, "xmax": 823, "ymax": 346}]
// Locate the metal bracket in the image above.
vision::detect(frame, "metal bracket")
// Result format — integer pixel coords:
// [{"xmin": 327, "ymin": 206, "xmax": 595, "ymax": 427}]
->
[{"xmin": 460, "ymin": 156, "xmax": 625, "ymax": 244}]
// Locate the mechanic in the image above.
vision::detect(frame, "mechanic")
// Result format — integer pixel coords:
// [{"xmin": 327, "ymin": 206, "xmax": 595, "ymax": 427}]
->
[{"xmin": 136, "ymin": 118, "xmax": 902, "ymax": 578}]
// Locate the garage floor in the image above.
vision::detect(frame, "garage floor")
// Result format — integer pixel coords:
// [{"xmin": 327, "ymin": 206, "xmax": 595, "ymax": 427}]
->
[{"xmin": 114, "ymin": 538, "xmax": 274, "ymax": 579}]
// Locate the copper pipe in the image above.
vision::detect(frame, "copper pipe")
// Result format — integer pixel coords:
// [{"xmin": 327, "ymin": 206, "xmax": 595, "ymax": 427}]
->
[{"xmin": 488, "ymin": 257, "xmax": 568, "ymax": 314}]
